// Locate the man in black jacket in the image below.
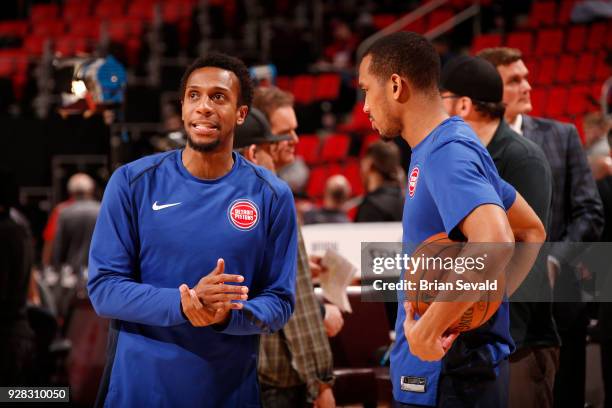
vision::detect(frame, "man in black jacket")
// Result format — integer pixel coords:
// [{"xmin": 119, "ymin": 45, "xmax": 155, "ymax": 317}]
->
[
  {"xmin": 480, "ymin": 47, "xmax": 604, "ymax": 408},
  {"xmin": 441, "ymin": 55, "xmax": 557, "ymax": 408}
]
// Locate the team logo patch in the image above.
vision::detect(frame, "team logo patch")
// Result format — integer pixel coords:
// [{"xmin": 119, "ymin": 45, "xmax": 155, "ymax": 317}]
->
[
  {"xmin": 408, "ymin": 166, "xmax": 420, "ymax": 198},
  {"xmin": 228, "ymin": 199, "xmax": 260, "ymax": 231}
]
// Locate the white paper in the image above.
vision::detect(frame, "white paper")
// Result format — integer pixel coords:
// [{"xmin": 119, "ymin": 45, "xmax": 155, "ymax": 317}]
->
[{"xmin": 319, "ymin": 249, "xmax": 357, "ymax": 313}]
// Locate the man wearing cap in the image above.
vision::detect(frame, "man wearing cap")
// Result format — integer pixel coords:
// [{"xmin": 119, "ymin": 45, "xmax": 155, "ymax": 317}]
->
[
  {"xmin": 440, "ymin": 55, "xmax": 557, "ymax": 408},
  {"xmin": 234, "ymin": 104, "xmax": 337, "ymax": 408}
]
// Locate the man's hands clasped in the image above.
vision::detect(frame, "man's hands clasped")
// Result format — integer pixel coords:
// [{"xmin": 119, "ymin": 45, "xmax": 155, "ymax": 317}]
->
[{"xmin": 180, "ymin": 258, "xmax": 249, "ymax": 327}]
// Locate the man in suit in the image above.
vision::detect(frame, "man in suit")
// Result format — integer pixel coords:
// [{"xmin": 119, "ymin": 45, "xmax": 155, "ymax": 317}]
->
[{"xmin": 480, "ymin": 47, "xmax": 604, "ymax": 408}]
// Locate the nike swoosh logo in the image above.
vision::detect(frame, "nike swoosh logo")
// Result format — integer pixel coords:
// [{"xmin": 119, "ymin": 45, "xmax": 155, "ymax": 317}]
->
[{"xmin": 152, "ymin": 201, "xmax": 182, "ymax": 211}]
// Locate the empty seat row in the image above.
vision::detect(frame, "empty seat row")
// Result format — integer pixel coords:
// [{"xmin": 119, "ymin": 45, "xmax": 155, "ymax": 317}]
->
[
  {"xmin": 276, "ymin": 73, "xmax": 342, "ymax": 104},
  {"xmin": 471, "ymin": 21, "xmax": 611, "ymax": 55},
  {"xmin": 526, "ymin": 52, "xmax": 611, "ymax": 85}
]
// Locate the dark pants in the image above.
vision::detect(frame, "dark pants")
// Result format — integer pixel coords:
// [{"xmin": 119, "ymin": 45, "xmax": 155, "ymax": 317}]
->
[
  {"xmin": 509, "ymin": 346, "xmax": 559, "ymax": 408},
  {"xmin": 260, "ymin": 384, "xmax": 309, "ymax": 408},
  {"xmin": 553, "ymin": 307, "xmax": 588, "ymax": 408},
  {"xmin": 601, "ymin": 339, "xmax": 612, "ymax": 408},
  {"xmin": 393, "ymin": 359, "xmax": 509, "ymax": 408}
]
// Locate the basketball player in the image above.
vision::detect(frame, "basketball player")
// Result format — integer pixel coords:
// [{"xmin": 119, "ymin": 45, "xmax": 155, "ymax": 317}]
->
[
  {"xmin": 358, "ymin": 32, "xmax": 546, "ymax": 407},
  {"xmin": 87, "ymin": 53, "xmax": 298, "ymax": 407}
]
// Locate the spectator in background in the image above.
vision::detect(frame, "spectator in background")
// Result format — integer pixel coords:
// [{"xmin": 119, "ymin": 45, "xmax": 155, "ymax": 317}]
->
[
  {"xmin": 480, "ymin": 47, "xmax": 605, "ymax": 408},
  {"xmin": 252, "ymin": 86, "xmax": 340, "ymax": 408},
  {"xmin": 303, "ymin": 175, "xmax": 351, "ymax": 225},
  {"xmin": 53, "ymin": 173, "xmax": 100, "ymax": 278},
  {"xmin": 0, "ymin": 170, "xmax": 35, "ymax": 385},
  {"xmin": 440, "ymin": 55, "xmax": 556, "ymax": 408},
  {"xmin": 355, "ymin": 141, "xmax": 404, "ymax": 223},
  {"xmin": 52, "ymin": 173, "xmax": 100, "ymax": 318}
]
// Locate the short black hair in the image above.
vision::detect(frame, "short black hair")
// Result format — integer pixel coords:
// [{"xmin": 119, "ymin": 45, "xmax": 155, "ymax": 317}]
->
[
  {"xmin": 179, "ymin": 52, "xmax": 253, "ymax": 108},
  {"xmin": 363, "ymin": 32, "xmax": 440, "ymax": 95}
]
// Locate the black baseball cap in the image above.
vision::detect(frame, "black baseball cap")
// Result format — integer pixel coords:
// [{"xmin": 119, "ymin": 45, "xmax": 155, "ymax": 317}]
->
[
  {"xmin": 233, "ymin": 108, "xmax": 293, "ymax": 149},
  {"xmin": 440, "ymin": 56, "xmax": 503, "ymax": 103}
]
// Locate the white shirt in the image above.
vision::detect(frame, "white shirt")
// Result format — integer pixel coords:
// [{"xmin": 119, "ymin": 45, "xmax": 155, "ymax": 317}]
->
[{"xmin": 508, "ymin": 113, "xmax": 523, "ymax": 135}]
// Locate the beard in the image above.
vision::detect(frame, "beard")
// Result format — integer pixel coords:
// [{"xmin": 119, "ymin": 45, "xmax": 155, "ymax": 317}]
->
[{"xmin": 186, "ymin": 133, "xmax": 221, "ymax": 153}]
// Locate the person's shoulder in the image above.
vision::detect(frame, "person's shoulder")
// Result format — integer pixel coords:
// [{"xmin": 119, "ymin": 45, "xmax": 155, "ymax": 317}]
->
[
  {"xmin": 236, "ymin": 156, "xmax": 293, "ymax": 201},
  {"xmin": 499, "ymin": 124, "xmax": 547, "ymax": 163},
  {"xmin": 526, "ymin": 115, "xmax": 577, "ymax": 137},
  {"xmin": 120, "ymin": 150, "xmax": 177, "ymax": 183}
]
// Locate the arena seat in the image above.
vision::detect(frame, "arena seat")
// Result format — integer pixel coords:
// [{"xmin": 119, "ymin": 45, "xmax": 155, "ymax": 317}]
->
[
  {"xmin": 320, "ymin": 133, "xmax": 350, "ymax": 162},
  {"xmin": 295, "ymin": 134, "xmax": 320, "ymax": 165}
]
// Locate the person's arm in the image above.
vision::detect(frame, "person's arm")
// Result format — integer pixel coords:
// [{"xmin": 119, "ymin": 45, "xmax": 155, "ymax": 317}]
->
[
  {"xmin": 87, "ymin": 167, "xmax": 187, "ymax": 327},
  {"xmin": 281, "ymin": 231, "xmax": 334, "ymax": 403},
  {"xmin": 404, "ymin": 204, "xmax": 515, "ymax": 361},
  {"xmin": 214, "ymin": 184, "xmax": 298, "ymax": 335},
  {"xmin": 403, "ymin": 142, "xmax": 518, "ymax": 361}
]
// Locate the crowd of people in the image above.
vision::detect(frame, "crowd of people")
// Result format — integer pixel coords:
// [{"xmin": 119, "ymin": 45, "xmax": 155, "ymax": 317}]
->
[{"xmin": 1, "ymin": 10, "xmax": 612, "ymax": 408}]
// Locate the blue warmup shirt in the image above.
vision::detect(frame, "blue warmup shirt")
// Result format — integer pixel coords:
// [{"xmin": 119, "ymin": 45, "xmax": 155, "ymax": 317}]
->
[
  {"xmin": 392, "ymin": 116, "xmax": 517, "ymax": 406},
  {"xmin": 88, "ymin": 150, "xmax": 297, "ymax": 407}
]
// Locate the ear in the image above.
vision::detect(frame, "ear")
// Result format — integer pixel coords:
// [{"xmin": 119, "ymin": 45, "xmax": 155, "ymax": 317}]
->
[
  {"xmin": 244, "ymin": 144, "xmax": 258, "ymax": 164},
  {"xmin": 236, "ymin": 105, "xmax": 249, "ymax": 125},
  {"xmin": 390, "ymin": 74, "xmax": 409, "ymax": 102},
  {"xmin": 458, "ymin": 97, "xmax": 473, "ymax": 118}
]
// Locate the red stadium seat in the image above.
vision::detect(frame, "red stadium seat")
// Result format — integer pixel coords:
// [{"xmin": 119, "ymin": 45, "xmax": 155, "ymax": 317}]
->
[
  {"xmin": 306, "ymin": 166, "xmax": 328, "ymax": 198},
  {"xmin": 128, "ymin": 0, "xmax": 155, "ymax": 22},
  {"xmin": 404, "ymin": 19, "xmax": 426, "ymax": 34},
  {"xmin": 32, "ymin": 21, "xmax": 66, "ymax": 38},
  {"xmin": 594, "ymin": 55, "xmax": 612, "ymax": 81},
  {"xmin": 338, "ymin": 102, "xmax": 371, "ymax": 134},
  {"xmin": 292, "ymin": 75, "xmax": 315, "ymax": 104},
  {"xmin": 63, "ymin": 1, "xmax": 92, "ymax": 21},
  {"xmin": 95, "ymin": 1, "xmax": 126, "ymax": 20},
  {"xmin": 30, "ymin": 4, "xmax": 60, "ymax": 23},
  {"xmin": 471, "ymin": 33, "xmax": 502, "ymax": 54},
  {"xmin": 427, "ymin": 8, "xmax": 454, "ymax": 31},
  {"xmin": 506, "ymin": 32, "xmax": 534, "ymax": 56},
  {"xmin": 344, "ymin": 160, "xmax": 364, "ymax": 196},
  {"xmin": 327, "ymin": 163, "xmax": 344, "ymax": 179},
  {"xmin": 0, "ymin": 58, "xmax": 14, "ymax": 77},
  {"xmin": 545, "ymin": 87, "xmax": 568, "ymax": 117},
  {"xmin": 315, "ymin": 73, "xmax": 341, "ymax": 101},
  {"xmin": 359, "ymin": 133, "xmax": 380, "ymax": 157},
  {"xmin": 69, "ymin": 17, "xmax": 101, "ymax": 39},
  {"xmin": 295, "ymin": 134, "xmax": 320, "ymax": 165},
  {"xmin": 567, "ymin": 85, "xmax": 592, "ymax": 116},
  {"xmin": 23, "ymin": 35, "xmax": 47, "ymax": 56},
  {"xmin": 320, "ymin": 133, "xmax": 350, "ymax": 162},
  {"xmin": 535, "ymin": 29, "xmax": 563, "ymax": 56},
  {"xmin": 558, "ymin": 0, "xmax": 577, "ymax": 25},
  {"xmin": 372, "ymin": 14, "xmax": 396, "ymax": 30},
  {"xmin": 0, "ymin": 21, "xmax": 28, "ymax": 37},
  {"xmin": 275, "ymin": 75, "xmax": 292, "ymax": 92},
  {"xmin": 591, "ymin": 84, "xmax": 603, "ymax": 104},
  {"xmin": 574, "ymin": 53, "xmax": 596, "ymax": 82},
  {"xmin": 586, "ymin": 22, "xmax": 607, "ymax": 51},
  {"xmin": 530, "ymin": 88, "xmax": 547, "ymax": 117},
  {"xmin": 556, "ymin": 55, "xmax": 576, "ymax": 83},
  {"xmin": 534, "ymin": 57, "xmax": 556, "ymax": 86},
  {"xmin": 529, "ymin": 2, "xmax": 557, "ymax": 27},
  {"xmin": 566, "ymin": 25, "xmax": 587, "ymax": 53}
]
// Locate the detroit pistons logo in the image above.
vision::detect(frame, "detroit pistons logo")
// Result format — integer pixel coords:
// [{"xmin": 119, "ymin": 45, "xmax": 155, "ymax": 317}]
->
[
  {"xmin": 228, "ymin": 199, "xmax": 260, "ymax": 231},
  {"xmin": 408, "ymin": 166, "xmax": 420, "ymax": 198}
]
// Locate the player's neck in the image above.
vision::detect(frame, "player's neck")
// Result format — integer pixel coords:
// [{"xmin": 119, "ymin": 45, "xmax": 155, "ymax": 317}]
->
[
  {"xmin": 400, "ymin": 95, "xmax": 449, "ymax": 148},
  {"xmin": 182, "ymin": 146, "xmax": 234, "ymax": 180}
]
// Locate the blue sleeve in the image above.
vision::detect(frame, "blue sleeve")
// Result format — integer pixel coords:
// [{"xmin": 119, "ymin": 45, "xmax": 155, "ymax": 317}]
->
[
  {"xmin": 217, "ymin": 184, "xmax": 297, "ymax": 335},
  {"xmin": 499, "ymin": 178, "xmax": 517, "ymax": 211},
  {"xmin": 425, "ymin": 141, "xmax": 508, "ymax": 236},
  {"xmin": 87, "ymin": 167, "xmax": 187, "ymax": 327}
]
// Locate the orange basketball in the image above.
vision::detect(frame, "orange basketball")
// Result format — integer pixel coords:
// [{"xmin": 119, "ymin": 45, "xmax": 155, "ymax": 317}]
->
[{"xmin": 407, "ymin": 233, "xmax": 504, "ymax": 333}]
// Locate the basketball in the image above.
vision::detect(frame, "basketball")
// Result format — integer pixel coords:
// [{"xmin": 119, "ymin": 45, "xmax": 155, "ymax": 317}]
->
[{"xmin": 407, "ymin": 233, "xmax": 504, "ymax": 332}]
